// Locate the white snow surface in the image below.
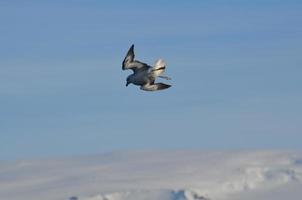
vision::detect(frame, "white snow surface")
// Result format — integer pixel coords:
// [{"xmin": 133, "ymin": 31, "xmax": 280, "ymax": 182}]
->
[{"xmin": 0, "ymin": 151, "xmax": 302, "ymax": 200}]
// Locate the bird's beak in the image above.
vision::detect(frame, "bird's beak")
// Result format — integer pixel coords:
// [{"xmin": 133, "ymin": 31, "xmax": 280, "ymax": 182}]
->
[{"xmin": 126, "ymin": 82, "xmax": 129, "ymax": 87}]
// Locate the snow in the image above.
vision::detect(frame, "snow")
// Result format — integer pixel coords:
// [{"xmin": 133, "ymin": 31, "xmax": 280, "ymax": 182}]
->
[{"xmin": 0, "ymin": 151, "xmax": 301, "ymax": 200}]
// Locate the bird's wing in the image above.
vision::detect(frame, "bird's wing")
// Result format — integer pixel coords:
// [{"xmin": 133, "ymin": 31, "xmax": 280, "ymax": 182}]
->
[
  {"xmin": 122, "ymin": 44, "xmax": 135, "ymax": 70},
  {"xmin": 140, "ymin": 83, "xmax": 171, "ymax": 91},
  {"xmin": 150, "ymin": 59, "xmax": 166, "ymax": 77},
  {"xmin": 122, "ymin": 44, "xmax": 150, "ymax": 72}
]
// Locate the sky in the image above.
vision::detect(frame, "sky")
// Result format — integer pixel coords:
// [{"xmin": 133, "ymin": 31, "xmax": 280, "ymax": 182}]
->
[{"xmin": 0, "ymin": 0, "xmax": 302, "ymax": 160}]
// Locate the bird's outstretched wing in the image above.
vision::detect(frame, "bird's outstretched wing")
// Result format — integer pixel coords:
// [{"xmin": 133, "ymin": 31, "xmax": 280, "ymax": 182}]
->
[
  {"xmin": 122, "ymin": 44, "xmax": 150, "ymax": 72},
  {"xmin": 140, "ymin": 83, "xmax": 171, "ymax": 91}
]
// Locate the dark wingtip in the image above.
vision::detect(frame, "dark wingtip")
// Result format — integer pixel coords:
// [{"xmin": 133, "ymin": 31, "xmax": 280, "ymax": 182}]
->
[
  {"xmin": 128, "ymin": 44, "xmax": 134, "ymax": 54},
  {"xmin": 165, "ymin": 84, "xmax": 171, "ymax": 89},
  {"xmin": 158, "ymin": 83, "xmax": 171, "ymax": 90}
]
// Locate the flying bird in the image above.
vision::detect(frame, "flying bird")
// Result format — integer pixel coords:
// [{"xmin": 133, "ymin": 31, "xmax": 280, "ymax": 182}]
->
[{"xmin": 122, "ymin": 44, "xmax": 171, "ymax": 91}]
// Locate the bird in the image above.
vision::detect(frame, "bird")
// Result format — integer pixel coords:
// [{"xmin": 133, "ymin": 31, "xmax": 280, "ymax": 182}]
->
[{"xmin": 122, "ymin": 44, "xmax": 171, "ymax": 91}]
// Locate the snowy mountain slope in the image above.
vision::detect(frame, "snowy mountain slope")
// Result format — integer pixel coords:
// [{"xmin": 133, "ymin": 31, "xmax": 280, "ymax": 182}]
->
[{"xmin": 0, "ymin": 151, "xmax": 301, "ymax": 200}]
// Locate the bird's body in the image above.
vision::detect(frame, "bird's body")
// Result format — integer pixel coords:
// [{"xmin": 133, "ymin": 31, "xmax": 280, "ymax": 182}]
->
[
  {"xmin": 127, "ymin": 70, "xmax": 151, "ymax": 86},
  {"xmin": 122, "ymin": 45, "xmax": 171, "ymax": 91}
]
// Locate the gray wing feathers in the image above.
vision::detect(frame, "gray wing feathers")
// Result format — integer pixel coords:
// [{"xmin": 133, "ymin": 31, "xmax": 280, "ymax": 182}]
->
[
  {"xmin": 140, "ymin": 83, "xmax": 171, "ymax": 91},
  {"xmin": 122, "ymin": 44, "xmax": 134, "ymax": 70},
  {"xmin": 122, "ymin": 44, "xmax": 150, "ymax": 72}
]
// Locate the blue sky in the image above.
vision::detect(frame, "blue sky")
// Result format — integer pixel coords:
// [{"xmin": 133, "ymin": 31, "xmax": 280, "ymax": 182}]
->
[{"xmin": 1, "ymin": 1, "xmax": 302, "ymax": 160}]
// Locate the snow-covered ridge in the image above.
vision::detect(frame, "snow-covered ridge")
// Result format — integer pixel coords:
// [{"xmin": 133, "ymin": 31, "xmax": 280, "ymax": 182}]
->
[
  {"xmin": 79, "ymin": 189, "xmax": 209, "ymax": 200},
  {"xmin": 0, "ymin": 151, "xmax": 301, "ymax": 200}
]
